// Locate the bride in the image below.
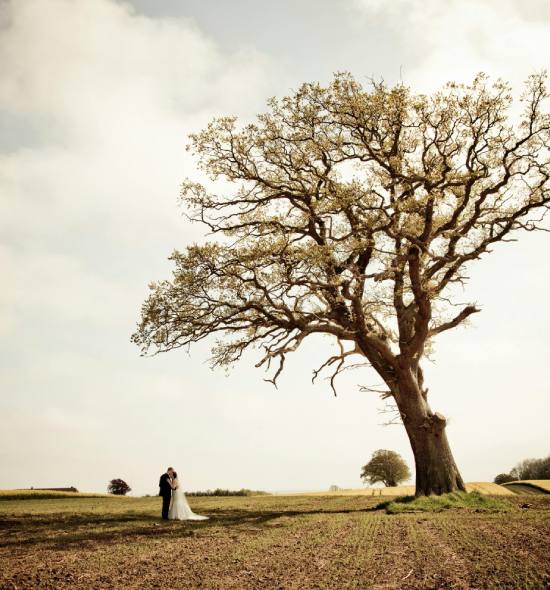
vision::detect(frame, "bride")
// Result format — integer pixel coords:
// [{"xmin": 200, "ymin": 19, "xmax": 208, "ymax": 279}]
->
[{"xmin": 168, "ymin": 471, "xmax": 209, "ymax": 521}]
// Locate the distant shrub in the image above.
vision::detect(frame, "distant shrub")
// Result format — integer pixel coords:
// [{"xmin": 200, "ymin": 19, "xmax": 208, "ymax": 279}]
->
[
  {"xmin": 107, "ymin": 479, "xmax": 131, "ymax": 496},
  {"xmin": 186, "ymin": 488, "xmax": 268, "ymax": 497},
  {"xmin": 31, "ymin": 486, "xmax": 79, "ymax": 493},
  {"xmin": 494, "ymin": 473, "xmax": 517, "ymax": 485}
]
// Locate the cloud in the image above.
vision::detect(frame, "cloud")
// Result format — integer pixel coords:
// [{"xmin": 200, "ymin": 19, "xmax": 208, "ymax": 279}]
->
[
  {"xmin": 0, "ymin": 0, "xmax": 271, "ymax": 242},
  {"xmin": 0, "ymin": 0, "xmax": 276, "ymax": 492},
  {"xmin": 0, "ymin": 0, "xmax": 273, "ymax": 337},
  {"xmin": 352, "ymin": 0, "xmax": 550, "ymax": 91}
]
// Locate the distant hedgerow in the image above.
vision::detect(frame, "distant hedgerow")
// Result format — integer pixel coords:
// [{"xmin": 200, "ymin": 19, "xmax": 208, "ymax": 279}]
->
[{"xmin": 186, "ymin": 488, "xmax": 268, "ymax": 497}]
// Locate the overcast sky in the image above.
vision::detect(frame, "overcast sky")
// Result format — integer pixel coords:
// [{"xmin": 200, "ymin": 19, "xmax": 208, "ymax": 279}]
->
[{"xmin": 1, "ymin": 0, "xmax": 549, "ymax": 496}]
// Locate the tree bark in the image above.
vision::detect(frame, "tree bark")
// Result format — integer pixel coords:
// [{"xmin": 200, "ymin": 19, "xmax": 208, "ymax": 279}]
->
[
  {"xmin": 404, "ymin": 415, "xmax": 466, "ymax": 496},
  {"xmin": 394, "ymin": 381, "xmax": 466, "ymax": 496}
]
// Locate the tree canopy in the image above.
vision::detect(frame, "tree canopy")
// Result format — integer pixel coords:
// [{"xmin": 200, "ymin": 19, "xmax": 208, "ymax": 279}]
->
[
  {"xmin": 510, "ymin": 456, "xmax": 550, "ymax": 480},
  {"xmin": 108, "ymin": 479, "xmax": 131, "ymax": 496},
  {"xmin": 134, "ymin": 72, "xmax": 549, "ymax": 390},
  {"xmin": 361, "ymin": 449, "xmax": 411, "ymax": 487},
  {"xmin": 494, "ymin": 455, "xmax": 549, "ymax": 484}
]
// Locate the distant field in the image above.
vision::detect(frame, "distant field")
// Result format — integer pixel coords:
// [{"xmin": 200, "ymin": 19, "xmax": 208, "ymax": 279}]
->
[
  {"xmin": 1, "ymin": 492, "xmax": 548, "ymax": 589},
  {"xmin": 1, "ymin": 481, "xmax": 516, "ymax": 501},
  {"xmin": 283, "ymin": 481, "xmax": 514, "ymax": 496},
  {"xmin": 503, "ymin": 480, "xmax": 550, "ymax": 495},
  {"xmin": 0, "ymin": 489, "xmax": 121, "ymax": 501}
]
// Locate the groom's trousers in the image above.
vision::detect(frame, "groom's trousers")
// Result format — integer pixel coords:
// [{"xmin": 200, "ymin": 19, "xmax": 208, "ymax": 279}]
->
[{"xmin": 161, "ymin": 493, "xmax": 171, "ymax": 519}]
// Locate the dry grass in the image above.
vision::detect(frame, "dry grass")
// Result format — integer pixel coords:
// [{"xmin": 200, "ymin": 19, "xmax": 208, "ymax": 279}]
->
[
  {"xmin": 465, "ymin": 481, "xmax": 515, "ymax": 495},
  {"xmin": 0, "ymin": 489, "xmax": 122, "ymax": 500},
  {"xmin": 281, "ymin": 486, "xmax": 417, "ymax": 497},
  {"xmin": 281, "ymin": 481, "xmax": 514, "ymax": 497}
]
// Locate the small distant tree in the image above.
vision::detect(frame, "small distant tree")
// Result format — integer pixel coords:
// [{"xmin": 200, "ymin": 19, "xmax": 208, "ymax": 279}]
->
[
  {"xmin": 536, "ymin": 456, "xmax": 550, "ymax": 479},
  {"xmin": 361, "ymin": 449, "xmax": 411, "ymax": 487},
  {"xmin": 329, "ymin": 484, "xmax": 341, "ymax": 491},
  {"xmin": 494, "ymin": 473, "xmax": 517, "ymax": 485},
  {"xmin": 108, "ymin": 479, "xmax": 131, "ymax": 496}
]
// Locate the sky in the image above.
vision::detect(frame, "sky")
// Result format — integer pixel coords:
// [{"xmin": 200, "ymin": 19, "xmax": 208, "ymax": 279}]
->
[{"xmin": 0, "ymin": 0, "xmax": 549, "ymax": 496}]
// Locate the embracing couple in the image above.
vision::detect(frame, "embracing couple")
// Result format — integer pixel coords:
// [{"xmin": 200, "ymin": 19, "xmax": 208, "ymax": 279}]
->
[{"xmin": 159, "ymin": 467, "xmax": 209, "ymax": 521}]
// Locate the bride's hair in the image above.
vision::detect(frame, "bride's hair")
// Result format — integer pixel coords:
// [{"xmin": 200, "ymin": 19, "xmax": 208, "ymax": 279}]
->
[{"xmin": 172, "ymin": 471, "xmax": 178, "ymax": 479}]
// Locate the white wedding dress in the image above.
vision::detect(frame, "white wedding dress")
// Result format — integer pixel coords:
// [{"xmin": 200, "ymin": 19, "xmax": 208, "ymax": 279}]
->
[{"xmin": 168, "ymin": 479, "xmax": 209, "ymax": 521}]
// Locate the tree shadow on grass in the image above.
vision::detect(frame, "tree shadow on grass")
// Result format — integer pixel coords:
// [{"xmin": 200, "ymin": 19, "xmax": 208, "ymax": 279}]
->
[{"xmin": 0, "ymin": 505, "xmax": 381, "ymax": 550}]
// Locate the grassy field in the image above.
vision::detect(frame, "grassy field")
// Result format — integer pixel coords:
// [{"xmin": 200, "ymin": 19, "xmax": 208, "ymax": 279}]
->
[
  {"xmin": 0, "ymin": 490, "xmax": 120, "ymax": 501},
  {"xmin": 1, "ymin": 492, "xmax": 548, "ymax": 589},
  {"xmin": 503, "ymin": 480, "xmax": 550, "ymax": 495}
]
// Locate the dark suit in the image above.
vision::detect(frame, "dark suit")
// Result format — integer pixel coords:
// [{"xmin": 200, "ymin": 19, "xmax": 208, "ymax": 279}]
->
[{"xmin": 159, "ymin": 473, "xmax": 172, "ymax": 519}]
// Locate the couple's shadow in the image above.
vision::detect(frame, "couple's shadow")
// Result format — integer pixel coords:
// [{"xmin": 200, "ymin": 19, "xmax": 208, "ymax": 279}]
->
[{"xmin": 0, "ymin": 505, "xmax": 378, "ymax": 549}]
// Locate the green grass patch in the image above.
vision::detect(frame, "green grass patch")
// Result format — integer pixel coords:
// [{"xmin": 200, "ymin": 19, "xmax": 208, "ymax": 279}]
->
[{"xmin": 377, "ymin": 491, "xmax": 510, "ymax": 514}]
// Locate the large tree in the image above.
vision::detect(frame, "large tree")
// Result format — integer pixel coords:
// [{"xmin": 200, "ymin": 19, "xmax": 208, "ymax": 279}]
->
[{"xmin": 133, "ymin": 73, "xmax": 550, "ymax": 496}]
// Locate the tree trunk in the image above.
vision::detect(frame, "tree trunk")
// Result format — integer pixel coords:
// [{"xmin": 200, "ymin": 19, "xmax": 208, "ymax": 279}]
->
[
  {"xmin": 395, "ymin": 385, "xmax": 466, "ymax": 496},
  {"xmin": 404, "ymin": 415, "xmax": 465, "ymax": 496}
]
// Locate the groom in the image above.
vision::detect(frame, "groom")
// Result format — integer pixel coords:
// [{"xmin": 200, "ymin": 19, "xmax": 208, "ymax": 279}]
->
[{"xmin": 159, "ymin": 467, "xmax": 174, "ymax": 520}]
